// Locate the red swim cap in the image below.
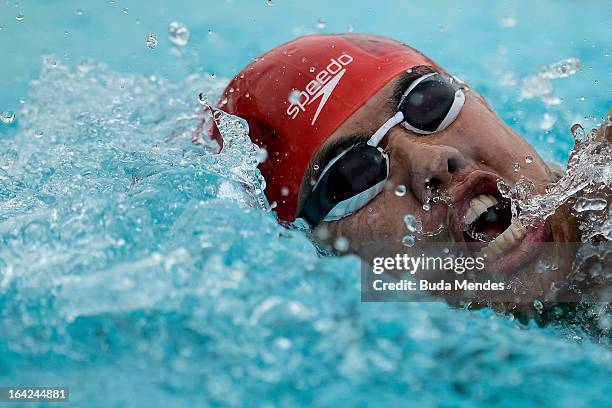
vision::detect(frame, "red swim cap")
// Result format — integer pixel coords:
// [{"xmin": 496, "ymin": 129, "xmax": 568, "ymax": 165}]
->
[{"xmin": 220, "ymin": 33, "xmax": 439, "ymax": 221}]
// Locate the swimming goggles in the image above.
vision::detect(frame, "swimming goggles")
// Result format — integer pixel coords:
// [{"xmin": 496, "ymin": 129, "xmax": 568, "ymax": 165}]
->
[{"xmin": 298, "ymin": 72, "xmax": 465, "ymax": 227}]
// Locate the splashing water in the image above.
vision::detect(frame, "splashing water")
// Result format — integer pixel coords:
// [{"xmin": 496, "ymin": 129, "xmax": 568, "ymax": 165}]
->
[
  {"xmin": 500, "ymin": 123, "xmax": 611, "ymax": 241},
  {"xmin": 1, "ymin": 58, "xmax": 612, "ymax": 406},
  {"xmin": 145, "ymin": 33, "xmax": 158, "ymax": 49},
  {"xmin": 168, "ymin": 22, "xmax": 190, "ymax": 47},
  {"xmin": 0, "ymin": 110, "xmax": 15, "ymax": 124},
  {"xmin": 519, "ymin": 57, "xmax": 581, "ymax": 105}
]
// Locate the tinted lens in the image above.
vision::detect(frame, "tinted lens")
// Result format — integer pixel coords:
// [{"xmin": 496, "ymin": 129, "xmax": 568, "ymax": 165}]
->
[
  {"xmin": 300, "ymin": 144, "xmax": 387, "ymax": 225},
  {"xmin": 326, "ymin": 144, "xmax": 386, "ymax": 202},
  {"xmin": 400, "ymin": 75, "xmax": 456, "ymax": 132}
]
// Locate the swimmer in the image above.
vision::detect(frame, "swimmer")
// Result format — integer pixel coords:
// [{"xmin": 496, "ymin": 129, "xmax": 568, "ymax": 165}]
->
[{"xmin": 217, "ymin": 34, "xmax": 611, "ymax": 307}]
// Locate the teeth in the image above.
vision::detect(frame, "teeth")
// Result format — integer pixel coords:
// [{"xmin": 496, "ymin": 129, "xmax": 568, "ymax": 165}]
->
[
  {"xmin": 479, "ymin": 220, "xmax": 527, "ymax": 262},
  {"xmin": 464, "ymin": 194, "xmax": 498, "ymax": 225}
]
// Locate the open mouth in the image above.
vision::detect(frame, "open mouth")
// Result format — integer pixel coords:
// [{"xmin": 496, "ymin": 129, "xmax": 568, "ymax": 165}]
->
[
  {"xmin": 463, "ymin": 194, "xmax": 526, "ymax": 260},
  {"xmin": 449, "ymin": 171, "xmax": 552, "ymax": 274}
]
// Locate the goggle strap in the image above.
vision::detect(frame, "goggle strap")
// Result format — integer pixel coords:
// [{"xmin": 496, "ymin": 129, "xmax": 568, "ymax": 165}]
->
[{"xmin": 367, "ymin": 111, "xmax": 404, "ymax": 146}]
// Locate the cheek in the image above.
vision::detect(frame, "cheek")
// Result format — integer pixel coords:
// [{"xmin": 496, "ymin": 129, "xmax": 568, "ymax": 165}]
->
[{"xmin": 323, "ymin": 191, "xmax": 449, "ymax": 250}]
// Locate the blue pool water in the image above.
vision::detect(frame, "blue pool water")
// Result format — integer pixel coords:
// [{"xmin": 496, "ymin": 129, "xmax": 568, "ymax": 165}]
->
[{"xmin": 1, "ymin": 1, "xmax": 611, "ymax": 406}]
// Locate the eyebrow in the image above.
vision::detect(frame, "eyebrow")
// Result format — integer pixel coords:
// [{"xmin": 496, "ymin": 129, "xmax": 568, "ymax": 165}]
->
[{"xmin": 392, "ymin": 65, "xmax": 436, "ymax": 109}]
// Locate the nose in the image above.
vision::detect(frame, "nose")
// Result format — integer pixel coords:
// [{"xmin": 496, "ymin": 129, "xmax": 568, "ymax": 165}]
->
[{"xmin": 393, "ymin": 141, "xmax": 468, "ymax": 203}]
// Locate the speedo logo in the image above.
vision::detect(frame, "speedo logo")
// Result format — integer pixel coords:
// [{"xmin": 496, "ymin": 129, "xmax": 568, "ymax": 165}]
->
[{"xmin": 287, "ymin": 53, "xmax": 354, "ymax": 125}]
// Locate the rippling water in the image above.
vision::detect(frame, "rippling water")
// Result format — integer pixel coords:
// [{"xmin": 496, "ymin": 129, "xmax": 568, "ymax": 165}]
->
[{"xmin": 0, "ymin": 55, "xmax": 610, "ymax": 407}]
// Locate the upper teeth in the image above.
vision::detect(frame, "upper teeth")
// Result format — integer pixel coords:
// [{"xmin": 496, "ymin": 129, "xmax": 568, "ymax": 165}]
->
[{"xmin": 464, "ymin": 194, "xmax": 498, "ymax": 225}]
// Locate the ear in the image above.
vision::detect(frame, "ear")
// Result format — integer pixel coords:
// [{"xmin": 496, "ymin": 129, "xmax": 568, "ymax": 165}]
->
[{"xmin": 546, "ymin": 162, "xmax": 566, "ymax": 182}]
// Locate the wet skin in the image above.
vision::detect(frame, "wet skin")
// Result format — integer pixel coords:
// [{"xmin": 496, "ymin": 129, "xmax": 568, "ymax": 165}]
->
[{"xmin": 295, "ymin": 69, "xmax": 605, "ymax": 303}]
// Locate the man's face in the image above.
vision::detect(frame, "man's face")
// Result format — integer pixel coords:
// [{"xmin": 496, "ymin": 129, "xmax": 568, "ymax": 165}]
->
[{"xmin": 297, "ymin": 69, "xmax": 572, "ymax": 298}]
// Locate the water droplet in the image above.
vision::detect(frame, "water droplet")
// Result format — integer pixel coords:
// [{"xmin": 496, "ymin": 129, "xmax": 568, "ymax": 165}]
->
[
  {"xmin": 0, "ymin": 110, "xmax": 15, "ymax": 124},
  {"xmin": 34, "ymin": 130, "xmax": 43, "ymax": 138},
  {"xmin": 274, "ymin": 337, "xmax": 291, "ymax": 349},
  {"xmin": 289, "ymin": 89, "xmax": 301, "ymax": 104},
  {"xmin": 255, "ymin": 147, "xmax": 268, "ymax": 163},
  {"xmin": 513, "ymin": 162, "xmax": 520, "ymax": 172},
  {"xmin": 347, "ymin": 24, "xmax": 354, "ymax": 33},
  {"xmin": 497, "ymin": 179, "xmax": 510, "ymax": 196},
  {"xmin": 573, "ymin": 197, "xmax": 607, "ymax": 212},
  {"xmin": 168, "ymin": 21, "xmax": 190, "ymax": 46},
  {"xmin": 402, "ymin": 235, "xmax": 415, "ymax": 247},
  {"xmin": 197, "ymin": 93, "xmax": 209, "ymax": 106},
  {"xmin": 540, "ymin": 57, "xmax": 581, "ymax": 79},
  {"xmin": 77, "ymin": 9, "xmax": 83, "ymax": 16},
  {"xmin": 533, "ymin": 299, "xmax": 543, "ymax": 313},
  {"xmin": 266, "ymin": 0, "xmax": 275, "ymax": 5},
  {"xmin": 539, "ymin": 112, "xmax": 557, "ymax": 130},
  {"xmin": 499, "ymin": 16, "xmax": 517, "ymax": 28},
  {"xmin": 334, "ymin": 236, "xmax": 349, "ymax": 251},
  {"xmin": 535, "ymin": 259, "xmax": 550, "ymax": 273},
  {"xmin": 313, "ymin": 164, "xmax": 319, "ymax": 171},
  {"xmin": 308, "ymin": 66, "xmax": 315, "ymax": 73},
  {"xmin": 422, "ymin": 203, "xmax": 431, "ymax": 211},
  {"xmin": 122, "ymin": 7, "xmax": 128, "ymax": 14},
  {"xmin": 315, "ymin": 18, "xmax": 327, "ymax": 29},
  {"xmin": 145, "ymin": 33, "xmax": 158, "ymax": 49},
  {"xmin": 394, "ymin": 184, "xmax": 406, "ymax": 197},
  {"xmin": 280, "ymin": 187, "xmax": 289, "ymax": 196},
  {"xmin": 570, "ymin": 123, "xmax": 585, "ymax": 142},
  {"xmin": 15, "ymin": 13, "xmax": 24, "ymax": 21},
  {"xmin": 403, "ymin": 214, "xmax": 418, "ymax": 232},
  {"xmin": 525, "ymin": 155, "xmax": 534, "ymax": 164}
]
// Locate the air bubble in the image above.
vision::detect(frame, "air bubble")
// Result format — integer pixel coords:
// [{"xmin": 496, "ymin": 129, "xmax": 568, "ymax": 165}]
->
[
  {"xmin": 402, "ymin": 235, "xmax": 415, "ymax": 247},
  {"xmin": 1, "ymin": 110, "xmax": 15, "ymax": 124},
  {"xmin": 394, "ymin": 184, "xmax": 406, "ymax": 197},
  {"xmin": 145, "ymin": 33, "xmax": 158, "ymax": 49},
  {"xmin": 168, "ymin": 21, "xmax": 190, "ymax": 46}
]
